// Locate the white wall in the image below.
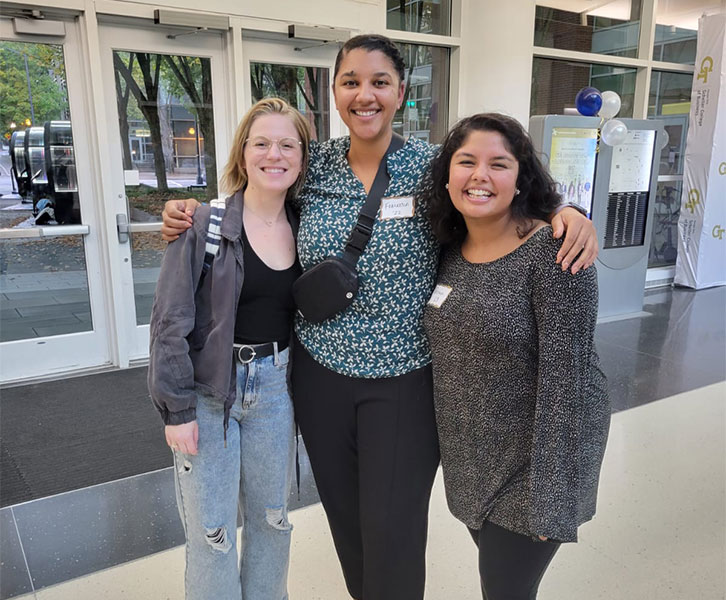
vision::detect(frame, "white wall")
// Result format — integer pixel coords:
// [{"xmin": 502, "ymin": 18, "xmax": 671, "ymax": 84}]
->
[
  {"xmin": 457, "ymin": 0, "xmax": 536, "ymax": 125},
  {"xmin": 102, "ymin": 0, "xmax": 387, "ymax": 33}
]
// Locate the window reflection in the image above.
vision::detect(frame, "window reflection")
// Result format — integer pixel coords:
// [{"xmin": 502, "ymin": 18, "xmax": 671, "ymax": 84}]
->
[
  {"xmin": 250, "ymin": 64, "xmax": 330, "ymax": 142},
  {"xmin": 112, "ymin": 52, "xmax": 217, "ymax": 221},
  {"xmin": 530, "ymin": 58, "xmax": 636, "ymax": 118},
  {"xmin": 535, "ymin": 2, "xmax": 642, "ymax": 58},
  {"xmin": 395, "ymin": 43, "xmax": 449, "ymax": 144},
  {"xmin": 652, "ymin": 0, "xmax": 708, "ymax": 65},
  {"xmin": 1, "ymin": 42, "xmax": 79, "ymax": 225},
  {"xmin": 387, "ymin": 0, "xmax": 452, "ymax": 36},
  {"xmin": 647, "ymin": 70, "xmax": 692, "ymax": 268}
]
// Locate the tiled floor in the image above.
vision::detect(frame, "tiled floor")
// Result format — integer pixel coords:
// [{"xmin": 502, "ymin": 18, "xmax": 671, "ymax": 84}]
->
[
  {"xmin": 1, "ymin": 285, "xmax": 724, "ymax": 599},
  {"xmin": 5, "ymin": 382, "xmax": 724, "ymax": 600}
]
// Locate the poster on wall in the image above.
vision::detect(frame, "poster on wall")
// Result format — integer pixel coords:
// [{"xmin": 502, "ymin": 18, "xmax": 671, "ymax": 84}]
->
[
  {"xmin": 675, "ymin": 13, "xmax": 726, "ymax": 289},
  {"xmin": 548, "ymin": 127, "xmax": 599, "ymax": 217}
]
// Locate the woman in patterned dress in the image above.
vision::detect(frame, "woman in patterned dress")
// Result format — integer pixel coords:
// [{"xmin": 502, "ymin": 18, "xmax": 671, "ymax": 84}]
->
[
  {"xmin": 160, "ymin": 35, "xmax": 598, "ymax": 600},
  {"xmin": 423, "ymin": 113, "xmax": 610, "ymax": 599}
]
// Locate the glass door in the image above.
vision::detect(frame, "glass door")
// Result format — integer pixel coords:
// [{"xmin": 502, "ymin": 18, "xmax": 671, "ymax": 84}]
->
[
  {"xmin": 242, "ymin": 36, "xmax": 343, "ymax": 142},
  {"xmin": 0, "ymin": 19, "xmax": 111, "ymax": 382},
  {"xmin": 97, "ymin": 22, "xmax": 230, "ymax": 362}
]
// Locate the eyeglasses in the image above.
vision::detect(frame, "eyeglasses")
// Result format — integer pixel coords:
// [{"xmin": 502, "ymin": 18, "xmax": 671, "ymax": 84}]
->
[{"xmin": 244, "ymin": 136, "xmax": 302, "ymax": 155}]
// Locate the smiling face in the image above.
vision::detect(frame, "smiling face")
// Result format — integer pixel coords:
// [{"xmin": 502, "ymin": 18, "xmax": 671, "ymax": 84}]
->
[
  {"xmin": 333, "ymin": 48, "xmax": 405, "ymax": 144},
  {"xmin": 242, "ymin": 113, "xmax": 303, "ymax": 198},
  {"xmin": 447, "ymin": 129, "xmax": 520, "ymax": 225}
]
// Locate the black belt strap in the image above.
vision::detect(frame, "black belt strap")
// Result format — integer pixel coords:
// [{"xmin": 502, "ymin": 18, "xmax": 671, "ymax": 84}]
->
[{"xmin": 340, "ymin": 133, "xmax": 406, "ymax": 268}]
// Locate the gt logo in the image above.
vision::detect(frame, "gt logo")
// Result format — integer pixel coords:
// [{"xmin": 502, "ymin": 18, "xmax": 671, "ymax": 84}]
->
[
  {"xmin": 684, "ymin": 189, "xmax": 700, "ymax": 214},
  {"xmin": 697, "ymin": 56, "xmax": 714, "ymax": 84}
]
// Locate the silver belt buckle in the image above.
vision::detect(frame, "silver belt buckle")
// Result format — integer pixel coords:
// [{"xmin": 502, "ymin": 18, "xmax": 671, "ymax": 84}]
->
[{"xmin": 236, "ymin": 344, "xmax": 257, "ymax": 364}]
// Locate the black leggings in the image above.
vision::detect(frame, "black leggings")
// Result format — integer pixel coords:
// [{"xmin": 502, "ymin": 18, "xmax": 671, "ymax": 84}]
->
[
  {"xmin": 468, "ymin": 520, "xmax": 560, "ymax": 600},
  {"xmin": 292, "ymin": 341, "xmax": 440, "ymax": 600}
]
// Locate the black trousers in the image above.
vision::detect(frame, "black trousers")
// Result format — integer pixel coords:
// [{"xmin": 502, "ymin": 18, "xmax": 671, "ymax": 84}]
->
[
  {"xmin": 292, "ymin": 341, "xmax": 440, "ymax": 600},
  {"xmin": 468, "ymin": 520, "xmax": 560, "ymax": 600}
]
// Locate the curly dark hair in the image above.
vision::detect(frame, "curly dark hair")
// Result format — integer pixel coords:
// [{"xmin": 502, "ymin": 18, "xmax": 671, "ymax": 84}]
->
[
  {"xmin": 426, "ymin": 113, "xmax": 561, "ymax": 245},
  {"xmin": 333, "ymin": 34, "xmax": 406, "ymax": 83}
]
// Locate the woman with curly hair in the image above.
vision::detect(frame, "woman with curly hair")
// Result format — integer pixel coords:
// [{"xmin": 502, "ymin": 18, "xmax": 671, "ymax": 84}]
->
[{"xmin": 423, "ymin": 113, "xmax": 610, "ymax": 600}]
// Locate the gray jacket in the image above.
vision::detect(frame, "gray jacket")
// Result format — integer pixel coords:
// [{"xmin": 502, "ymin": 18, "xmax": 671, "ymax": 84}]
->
[{"xmin": 147, "ymin": 191, "xmax": 298, "ymax": 434}]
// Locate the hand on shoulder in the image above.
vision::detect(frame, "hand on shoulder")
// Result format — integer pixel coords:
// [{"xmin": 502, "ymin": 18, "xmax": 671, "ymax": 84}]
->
[{"xmin": 161, "ymin": 198, "xmax": 200, "ymax": 241}]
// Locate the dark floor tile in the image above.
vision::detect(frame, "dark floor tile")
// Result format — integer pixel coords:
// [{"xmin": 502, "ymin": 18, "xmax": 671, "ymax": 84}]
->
[
  {"xmin": 0, "ymin": 295, "xmax": 60, "ymax": 309},
  {"xmin": 596, "ymin": 338, "xmax": 724, "ymax": 412},
  {"xmin": 13, "ymin": 450, "xmax": 320, "ymax": 592},
  {"xmin": 16, "ymin": 302, "xmax": 90, "ymax": 319},
  {"xmin": 0, "ymin": 308, "xmax": 22, "ymax": 322},
  {"xmin": 33, "ymin": 322, "xmax": 90, "ymax": 338},
  {"xmin": 0, "ymin": 325, "xmax": 39, "ymax": 343},
  {"xmin": 596, "ymin": 287, "xmax": 726, "ymax": 382},
  {"xmin": 133, "ymin": 282, "xmax": 158, "ymax": 296},
  {"xmin": 13, "ymin": 469, "xmax": 185, "ymax": 591},
  {"xmin": 49, "ymin": 291, "xmax": 91, "ymax": 305},
  {"xmin": 0, "ymin": 508, "xmax": 33, "ymax": 599}
]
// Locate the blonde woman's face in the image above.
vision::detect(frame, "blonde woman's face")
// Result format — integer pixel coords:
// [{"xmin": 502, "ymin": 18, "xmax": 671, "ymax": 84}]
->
[{"xmin": 243, "ymin": 114, "xmax": 303, "ymax": 197}]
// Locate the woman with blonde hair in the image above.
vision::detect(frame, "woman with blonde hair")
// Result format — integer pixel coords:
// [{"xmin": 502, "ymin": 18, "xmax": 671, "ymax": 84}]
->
[{"xmin": 148, "ymin": 97, "xmax": 311, "ymax": 600}]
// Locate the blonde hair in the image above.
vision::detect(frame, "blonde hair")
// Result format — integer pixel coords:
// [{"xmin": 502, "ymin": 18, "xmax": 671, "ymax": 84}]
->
[{"xmin": 219, "ymin": 98, "xmax": 312, "ymax": 199}]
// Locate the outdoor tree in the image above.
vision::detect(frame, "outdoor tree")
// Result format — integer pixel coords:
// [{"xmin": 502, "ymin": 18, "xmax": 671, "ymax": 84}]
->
[
  {"xmin": 115, "ymin": 69, "xmax": 134, "ymax": 170},
  {"xmin": 0, "ymin": 41, "xmax": 69, "ymax": 139},
  {"xmin": 250, "ymin": 63, "xmax": 327, "ymax": 142},
  {"xmin": 113, "ymin": 51, "xmax": 169, "ymax": 191},
  {"xmin": 162, "ymin": 55, "xmax": 217, "ymax": 199}
]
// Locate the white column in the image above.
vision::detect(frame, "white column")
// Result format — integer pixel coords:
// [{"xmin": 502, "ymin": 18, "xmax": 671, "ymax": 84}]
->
[{"xmin": 457, "ymin": 0, "xmax": 536, "ymax": 126}]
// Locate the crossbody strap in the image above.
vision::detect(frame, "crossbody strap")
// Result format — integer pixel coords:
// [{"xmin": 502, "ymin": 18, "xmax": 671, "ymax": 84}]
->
[
  {"xmin": 198, "ymin": 197, "xmax": 226, "ymax": 289},
  {"xmin": 341, "ymin": 133, "xmax": 406, "ymax": 267}
]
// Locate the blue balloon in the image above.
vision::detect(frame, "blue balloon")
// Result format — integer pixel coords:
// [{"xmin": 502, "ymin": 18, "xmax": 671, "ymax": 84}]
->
[{"xmin": 575, "ymin": 87, "xmax": 603, "ymax": 116}]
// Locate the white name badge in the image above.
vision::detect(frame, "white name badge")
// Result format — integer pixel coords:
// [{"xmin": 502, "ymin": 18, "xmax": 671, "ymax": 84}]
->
[
  {"xmin": 380, "ymin": 196, "xmax": 415, "ymax": 220},
  {"xmin": 427, "ymin": 284, "xmax": 452, "ymax": 308}
]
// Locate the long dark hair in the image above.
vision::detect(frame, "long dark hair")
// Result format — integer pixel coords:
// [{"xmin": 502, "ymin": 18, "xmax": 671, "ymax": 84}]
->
[
  {"xmin": 426, "ymin": 113, "xmax": 561, "ymax": 245},
  {"xmin": 333, "ymin": 34, "xmax": 405, "ymax": 83}
]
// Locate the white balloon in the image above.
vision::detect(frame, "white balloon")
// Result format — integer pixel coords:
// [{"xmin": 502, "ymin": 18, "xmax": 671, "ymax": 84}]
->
[
  {"xmin": 599, "ymin": 91, "xmax": 622, "ymax": 120},
  {"xmin": 658, "ymin": 128, "xmax": 670, "ymax": 150},
  {"xmin": 601, "ymin": 119, "xmax": 628, "ymax": 146}
]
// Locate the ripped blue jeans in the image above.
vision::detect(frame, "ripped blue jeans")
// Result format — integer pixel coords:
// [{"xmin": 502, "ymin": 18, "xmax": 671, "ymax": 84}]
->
[{"xmin": 173, "ymin": 346, "xmax": 294, "ymax": 600}]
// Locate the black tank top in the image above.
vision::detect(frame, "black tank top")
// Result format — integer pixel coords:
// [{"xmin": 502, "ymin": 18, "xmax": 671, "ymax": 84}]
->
[{"xmin": 234, "ymin": 224, "xmax": 301, "ymax": 344}]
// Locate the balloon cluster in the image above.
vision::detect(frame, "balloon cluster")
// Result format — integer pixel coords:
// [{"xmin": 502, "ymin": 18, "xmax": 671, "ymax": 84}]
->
[{"xmin": 574, "ymin": 87, "xmax": 627, "ymax": 145}]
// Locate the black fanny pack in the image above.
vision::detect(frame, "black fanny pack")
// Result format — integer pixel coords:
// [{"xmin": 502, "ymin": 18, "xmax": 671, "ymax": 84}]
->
[{"xmin": 292, "ymin": 133, "xmax": 405, "ymax": 324}]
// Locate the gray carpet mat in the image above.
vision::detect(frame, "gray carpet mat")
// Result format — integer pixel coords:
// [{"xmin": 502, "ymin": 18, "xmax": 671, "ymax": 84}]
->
[{"xmin": 0, "ymin": 367, "xmax": 171, "ymax": 508}]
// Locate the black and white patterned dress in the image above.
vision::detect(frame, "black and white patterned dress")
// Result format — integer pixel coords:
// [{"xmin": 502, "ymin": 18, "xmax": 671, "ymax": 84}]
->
[{"xmin": 423, "ymin": 226, "xmax": 610, "ymax": 543}]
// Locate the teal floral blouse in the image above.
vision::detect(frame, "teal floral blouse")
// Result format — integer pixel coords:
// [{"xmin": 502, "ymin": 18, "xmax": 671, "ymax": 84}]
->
[{"xmin": 294, "ymin": 136, "xmax": 439, "ymax": 378}]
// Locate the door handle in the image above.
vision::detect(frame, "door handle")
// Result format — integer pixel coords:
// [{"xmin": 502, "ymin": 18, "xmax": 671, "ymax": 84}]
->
[{"xmin": 116, "ymin": 213, "xmax": 129, "ymax": 243}]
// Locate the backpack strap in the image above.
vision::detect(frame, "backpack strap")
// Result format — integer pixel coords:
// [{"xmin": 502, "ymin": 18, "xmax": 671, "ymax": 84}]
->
[{"xmin": 200, "ymin": 198, "xmax": 226, "ymax": 285}]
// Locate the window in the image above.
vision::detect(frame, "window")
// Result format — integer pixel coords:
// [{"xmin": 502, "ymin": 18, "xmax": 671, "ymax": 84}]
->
[
  {"xmin": 387, "ymin": 0, "xmax": 452, "ymax": 36},
  {"xmin": 652, "ymin": 0, "xmax": 708, "ymax": 65},
  {"xmin": 530, "ymin": 58, "xmax": 637, "ymax": 118},
  {"xmin": 0, "ymin": 41, "xmax": 92, "ymax": 341},
  {"xmin": 534, "ymin": 2, "xmax": 643, "ymax": 58},
  {"xmin": 250, "ymin": 63, "xmax": 330, "ymax": 142},
  {"xmin": 647, "ymin": 70, "xmax": 692, "ymax": 267},
  {"xmin": 394, "ymin": 43, "xmax": 449, "ymax": 143}
]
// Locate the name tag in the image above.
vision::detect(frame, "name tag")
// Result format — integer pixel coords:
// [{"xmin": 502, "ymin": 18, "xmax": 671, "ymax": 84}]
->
[
  {"xmin": 380, "ymin": 196, "xmax": 415, "ymax": 220},
  {"xmin": 427, "ymin": 284, "xmax": 452, "ymax": 308}
]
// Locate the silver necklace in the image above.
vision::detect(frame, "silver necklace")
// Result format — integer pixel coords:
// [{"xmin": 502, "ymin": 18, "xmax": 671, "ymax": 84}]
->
[{"xmin": 245, "ymin": 206, "xmax": 285, "ymax": 228}]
